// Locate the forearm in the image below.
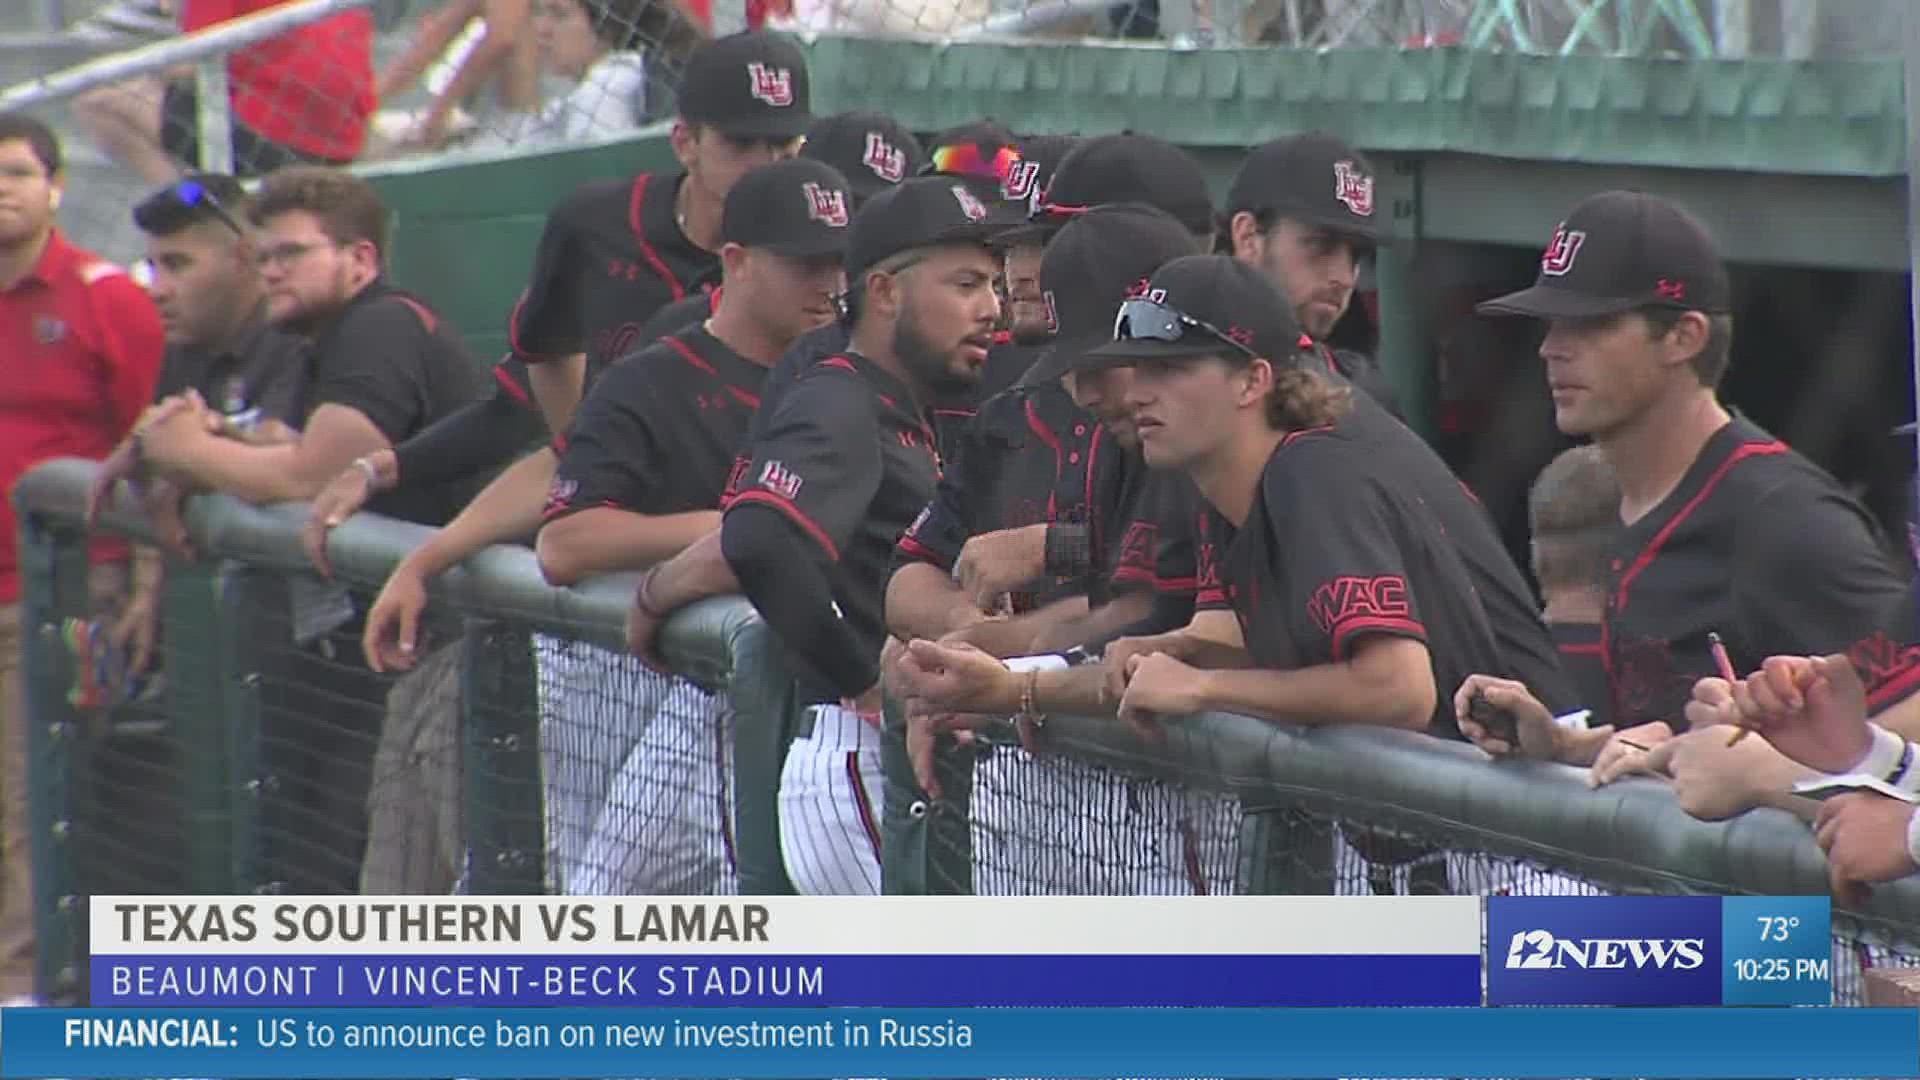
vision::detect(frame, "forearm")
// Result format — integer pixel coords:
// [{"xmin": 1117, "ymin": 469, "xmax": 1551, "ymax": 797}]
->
[
  {"xmin": 1190, "ymin": 644, "xmax": 1434, "ymax": 731},
  {"xmin": 885, "ymin": 561, "xmax": 988, "ymax": 641},
  {"xmin": 402, "ymin": 449, "xmax": 556, "ymax": 579},
  {"xmin": 723, "ymin": 507, "xmax": 874, "ymax": 697},
  {"xmin": 527, "ymin": 355, "xmax": 587, "ymax": 435},
  {"xmin": 643, "ymin": 529, "xmax": 741, "ymax": 612},
  {"xmin": 417, "ymin": 32, "xmax": 517, "ymax": 129},
  {"xmin": 1081, "ymin": 592, "xmax": 1197, "ymax": 654},
  {"xmin": 537, "ymin": 508, "xmax": 721, "ymax": 585},
  {"xmin": 148, "ymin": 438, "xmax": 312, "ymax": 503},
  {"xmin": 1028, "ymin": 591, "xmax": 1148, "ymax": 654},
  {"xmin": 378, "ymin": 0, "xmax": 476, "ymax": 98},
  {"xmin": 393, "ymin": 388, "xmax": 543, "ymax": 489}
]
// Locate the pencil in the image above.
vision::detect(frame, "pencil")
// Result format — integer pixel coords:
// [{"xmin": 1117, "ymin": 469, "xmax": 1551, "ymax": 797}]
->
[{"xmin": 1710, "ymin": 632, "xmax": 1749, "ymax": 746}]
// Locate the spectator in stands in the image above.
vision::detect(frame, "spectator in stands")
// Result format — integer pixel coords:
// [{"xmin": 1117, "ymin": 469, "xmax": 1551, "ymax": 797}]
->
[
  {"xmin": 468, "ymin": 0, "xmax": 690, "ymax": 151},
  {"xmin": 85, "ymin": 174, "xmax": 310, "ymax": 690},
  {"xmin": 1525, "ymin": 445, "xmax": 1617, "ymax": 725},
  {"xmin": 1456, "ymin": 192, "xmax": 1919, "ymax": 798},
  {"xmin": 1219, "ymin": 134, "xmax": 1400, "ymax": 418},
  {"xmin": 136, "ymin": 166, "xmax": 488, "ymax": 895},
  {"xmin": 372, "ymin": 0, "xmax": 541, "ymax": 151},
  {"xmin": 0, "ymin": 113, "xmax": 164, "ymax": 1003},
  {"xmin": 71, "ymin": 0, "xmax": 375, "ymax": 183}
]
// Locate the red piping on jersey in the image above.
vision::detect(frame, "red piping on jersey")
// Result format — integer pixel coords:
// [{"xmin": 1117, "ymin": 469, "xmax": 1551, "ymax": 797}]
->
[
  {"xmin": 550, "ymin": 432, "xmax": 569, "ymax": 454},
  {"xmin": 1331, "ymin": 616, "xmax": 1426, "ymax": 661},
  {"xmin": 1084, "ymin": 423, "xmax": 1104, "ymax": 562},
  {"xmin": 1279, "ymin": 424, "xmax": 1336, "ymax": 447},
  {"xmin": 507, "ymin": 290, "xmax": 531, "ymax": 357},
  {"xmin": 629, "ymin": 174, "xmax": 686, "ymax": 301},
  {"xmin": 1557, "ymin": 641, "xmax": 1603, "ymax": 656},
  {"xmin": 1601, "ymin": 440, "xmax": 1788, "ymax": 723},
  {"xmin": 1179, "ymin": 819, "xmax": 1209, "ymax": 895},
  {"xmin": 392, "ymin": 295, "xmax": 440, "ymax": 333},
  {"xmin": 991, "ymin": 329, "xmax": 1012, "ymax": 346},
  {"xmin": 846, "ymin": 752, "xmax": 884, "ymax": 863},
  {"xmin": 1869, "ymin": 662, "xmax": 1920, "ymax": 710},
  {"xmin": 1024, "ymin": 399, "xmax": 1063, "ymax": 519},
  {"xmin": 817, "ymin": 356, "xmax": 858, "ymax": 374},
  {"xmin": 896, "ymin": 533, "xmax": 946, "ymax": 569},
  {"xmin": 493, "ymin": 364, "xmax": 530, "ymax": 404},
  {"xmin": 708, "ymin": 285, "xmax": 724, "ymax": 314},
  {"xmin": 729, "ymin": 489, "xmax": 840, "ymax": 561},
  {"xmin": 662, "ymin": 333, "xmax": 761, "ymax": 409}
]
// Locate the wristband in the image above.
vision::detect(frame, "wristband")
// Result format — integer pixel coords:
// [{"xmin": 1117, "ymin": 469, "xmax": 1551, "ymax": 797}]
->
[
  {"xmin": 353, "ymin": 455, "xmax": 387, "ymax": 491},
  {"xmin": 1847, "ymin": 724, "xmax": 1909, "ymax": 785},
  {"xmin": 1043, "ymin": 522, "xmax": 1093, "ymax": 579}
]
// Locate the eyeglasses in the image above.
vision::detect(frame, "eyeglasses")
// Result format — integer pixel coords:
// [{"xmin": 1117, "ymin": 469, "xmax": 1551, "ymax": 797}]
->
[
  {"xmin": 172, "ymin": 179, "xmax": 246, "ymax": 236},
  {"xmin": 1113, "ymin": 297, "xmax": 1260, "ymax": 361},
  {"xmin": 928, "ymin": 143, "xmax": 1023, "ymax": 187}
]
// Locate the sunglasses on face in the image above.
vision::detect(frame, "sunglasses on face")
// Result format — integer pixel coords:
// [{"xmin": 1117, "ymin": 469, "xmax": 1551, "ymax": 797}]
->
[{"xmin": 1113, "ymin": 297, "xmax": 1260, "ymax": 361}]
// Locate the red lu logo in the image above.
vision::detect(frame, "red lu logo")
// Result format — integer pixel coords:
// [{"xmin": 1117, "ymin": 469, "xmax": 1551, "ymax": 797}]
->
[
  {"xmin": 1655, "ymin": 278, "xmax": 1687, "ymax": 301},
  {"xmin": 757, "ymin": 459, "xmax": 804, "ymax": 501},
  {"xmin": 802, "ymin": 181, "xmax": 849, "ymax": 228},
  {"xmin": 1001, "ymin": 160, "xmax": 1041, "ymax": 203},
  {"xmin": 1540, "ymin": 225, "xmax": 1587, "ymax": 277},
  {"xmin": 951, "ymin": 184, "xmax": 988, "ymax": 222},
  {"xmin": 862, "ymin": 133, "xmax": 906, "ymax": 183},
  {"xmin": 1332, "ymin": 161, "xmax": 1375, "ymax": 217},
  {"xmin": 746, "ymin": 63, "xmax": 794, "ymax": 107},
  {"xmin": 1123, "ymin": 278, "xmax": 1168, "ymax": 303}
]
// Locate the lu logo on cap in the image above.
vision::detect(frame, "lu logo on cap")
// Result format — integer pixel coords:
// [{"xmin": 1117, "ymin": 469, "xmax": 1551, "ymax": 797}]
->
[
  {"xmin": 1540, "ymin": 225, "xmax": 1587, "ymax": 277},
  {"xmin": 803, "ymin": 181, "xmax": 849, "ymax": 228},
  {"xmin": 747, "ymin": 62, "xmax": 794, "ymax": 107},
  {"xmin": 863, "ymin": 133, "xmax": 906, "ymax": 182},
  {"xmin": 951, "ymin": 184, "xmax": 988, "ymax": 222},
  {"xmin": 1333, "ymin": 161, "xmax": 1375, "ymax": 217},
  {"xmin": 1002, "ymin": 160, "xmax": 1042, "ymax": 202}
]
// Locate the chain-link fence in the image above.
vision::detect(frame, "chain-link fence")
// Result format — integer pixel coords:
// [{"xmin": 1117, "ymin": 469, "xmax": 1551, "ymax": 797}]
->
[{"xmin": 17, "ymin": 455, "xmax": 1920, "ymax": 1014}]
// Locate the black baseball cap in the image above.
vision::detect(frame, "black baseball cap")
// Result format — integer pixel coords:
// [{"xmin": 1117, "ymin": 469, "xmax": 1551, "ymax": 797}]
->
[
  {"xmin": 1024, "ymin": 203, "xmax": 1204, "ymax": 384},
  {"xmin": 1081, "ymin": 254, "xmax": 1305, "ymax": 369},
  {"xmin": 721, "ymin": 159, "xmax": 853, "ymax": 259},
  {"xmin": 845, "ymin": 176, "xmax": 1026, "ymax": 281},
  {"xmin": 799, "ymin": 112, "xmax": 926, "ymax": 203},
  {"xmin": 997, "ymin": 133, "xmax": 1216, "ymax": 247},
  {"xmin": 1003, "ymin": 133, "xmax": 1080, "ymax": 219},
  {"xmin": 676, "ymin": 30, "xmax": 811, "ymax": 139},
  {"xmin": 1478, "ymin": 190, "xmax": 1733, "ymax": 319},
  {"xmin": 1225, "ymin": 133, "xmax": 1381, "ymax": 244}
]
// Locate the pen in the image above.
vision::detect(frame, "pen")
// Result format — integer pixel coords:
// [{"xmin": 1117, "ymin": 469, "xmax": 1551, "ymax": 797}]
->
[{"xmin": 1709, "ymin": 632, "xmax": 1749, "ymax": 747}]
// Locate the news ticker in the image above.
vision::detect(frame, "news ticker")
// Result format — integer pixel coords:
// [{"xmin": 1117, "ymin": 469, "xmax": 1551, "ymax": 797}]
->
[
  {"xmin": 87, "ymin": 894, "xmax": 1832, "ymax": 1009},
  {"xmin": 3, "ymin": 1007, "xmax": 1913, "ymax": 1078}
]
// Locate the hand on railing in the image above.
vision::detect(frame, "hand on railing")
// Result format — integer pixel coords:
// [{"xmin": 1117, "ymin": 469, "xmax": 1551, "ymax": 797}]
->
[
  {"xmin": 1688, "ymin": 654, "xmax": 1871, "ymax": 776},
  {"xmin": 1816, "ymin": 792, "xmax": 1918, "ymax": 906},
  {"xmin": 1589, "ymin": 721, "xmax": 1677, "ymax": 787},
  {"xmin": 362, "ymin": 561, "xmax": 429, "ymax": 673},
  {"xmin": 1452, "ymin": 674, "xmax": 1575, "ymax": 762},
  {"xmin": 303, "ymin": 451, "xmax": 395, "ymax": 579}
]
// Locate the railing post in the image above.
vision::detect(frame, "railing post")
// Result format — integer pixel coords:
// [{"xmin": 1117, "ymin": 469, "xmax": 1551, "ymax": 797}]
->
[
  {"xmin": 155, "ymin": 560, "xmax": 240, "ymax": 896},
  {"xmin": 879, "ymin": 700, "xmax": 976, "ymax": 895},
  {"xmin": 193, "ymin": 58, "xmax": 234, "ymax": 175},
  {"xmin": 217, "ymin": 567, "xmax": 279, "ymax": 893},
  {"xmin": 16, "ymin": 510, "xmax": 89, "ymax": 1003},
  {"xmin": 462, "ymin": 622, "xmax": 546, "ymax": 895}
]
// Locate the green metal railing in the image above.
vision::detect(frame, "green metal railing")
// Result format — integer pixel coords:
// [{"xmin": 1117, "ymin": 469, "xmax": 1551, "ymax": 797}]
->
[{"xmin": 15, "ymin": 455, "xmax": 1920, "ymax": 1007}]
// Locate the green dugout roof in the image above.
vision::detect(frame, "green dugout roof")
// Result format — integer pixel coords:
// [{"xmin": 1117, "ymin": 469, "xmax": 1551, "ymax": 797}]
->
[{"xmin": 800, "ymin": 38, "xmax": 1907, "ymax": 178}]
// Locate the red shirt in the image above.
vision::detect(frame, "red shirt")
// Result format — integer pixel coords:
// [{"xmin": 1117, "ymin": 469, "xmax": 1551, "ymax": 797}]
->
[
  {"xmin": 0, "ymin": 231, "xmax": 165, "ymax": 602},
  {"xmin": 184, "ymin": 0, "xmax": 373, "ymax": 161}
]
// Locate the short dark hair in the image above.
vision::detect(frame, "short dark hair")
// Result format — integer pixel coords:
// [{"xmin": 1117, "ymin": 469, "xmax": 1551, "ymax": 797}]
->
[
  {"xmin": 248, "ymin": 165, "xmax": 390, "ymax": 258},
  {"xmin": 133, "ymin": 174, "xmax": 250, "ymax": 237},
  {"xmin": 1529, "ymin": 444, "xmax": 1620, "ymax": 592},
  {"xmin": 0, "ymin": 112, "xmax": 62, "ymax": 176},
  {"xmin": 1642, "ymin": 306, "xmax": 1734, "ymax": 388}
]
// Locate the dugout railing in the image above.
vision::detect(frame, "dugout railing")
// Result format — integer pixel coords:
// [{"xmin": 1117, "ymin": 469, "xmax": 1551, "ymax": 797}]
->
[{"xmin": 15, "ymin": 455, "xmax": 1920, "ymax": 1008}]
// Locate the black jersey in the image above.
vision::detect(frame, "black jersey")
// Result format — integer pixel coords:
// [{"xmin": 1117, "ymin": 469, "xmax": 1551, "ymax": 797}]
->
[
  {"xmin": 1549, "ymin": 620, "xmax": 1612, "ymax": 730},
  {"xmin": 724, "ymin": 351, "xmax": 942, "ymax": 702},
  {"xmin": 1602, "ymin": 414, "xmax": 1920, "ymax": 730},
  {"xmin": 1197, "ymin": 392, "xmax": 1575, "ymax": 736},
  {"xmin": 894, "ymin": 379, "xmax": 1136, "ymax": 612},
  {"xmin": 508, "ymin": 172, "xmax": 720, "ymax": 370},
  {"xmin": 544, "ymin": 326, "xmax": 767, "ymax": 523}
]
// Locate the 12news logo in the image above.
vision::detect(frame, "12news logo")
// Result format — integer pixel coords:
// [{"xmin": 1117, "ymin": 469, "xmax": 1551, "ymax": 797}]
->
[{"xmin": 1504, "ymin": 929, "xmax": 1706, "ymax": 971}]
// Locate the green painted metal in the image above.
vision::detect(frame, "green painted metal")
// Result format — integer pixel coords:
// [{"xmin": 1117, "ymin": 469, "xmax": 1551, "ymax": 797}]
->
[
  {"xmin": 157, "ymin": 560, "xmax": 239, "ymax": 896},
  {"xmin": 462, "ymin": 623, "xmax": 546, "ymax": 895},
  {"xmin": 14, "ymin": 507, "xmax": 85, "ymax": 1002}
]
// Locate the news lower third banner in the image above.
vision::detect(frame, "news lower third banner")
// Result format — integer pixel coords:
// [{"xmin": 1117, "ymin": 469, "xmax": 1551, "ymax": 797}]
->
[
  {"xmin": 87, "ymin": 894, "xmax": 1834, "ymax": 1009},
  {"xmin": 3, "ymin": 1007, "xmax": 1913, "ymax": 1078},
  {"xmin": 87, "ymin": 896, "xmax": 1484, "ymax": 1007}
]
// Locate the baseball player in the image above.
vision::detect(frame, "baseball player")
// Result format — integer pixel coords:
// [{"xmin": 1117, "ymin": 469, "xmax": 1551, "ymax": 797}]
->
[
  {"xmin": 534, "ymin": 159, "xmax": 853, "ymax": 896},
  {"xmin": 628, "ymin": 176, "xmax": 1021, "ymax": 894},
  {"xmin": 888, "ymin": 205, "xmax": 1237, "ymax": 895},
  {"xmin": 891, "ymin": 256, "xmax": 1576, "ymax": 897},
  {"xmin": 1219, "ymin": 134, "xmax": 1402, "ymax": 418},
  {"xmin": 633, "ymin": 110, "xmax": 926, "ymax": 346},
  {"xmin": 1457, "ymin": 191, "xmax": 1920, "ymax": 788}
]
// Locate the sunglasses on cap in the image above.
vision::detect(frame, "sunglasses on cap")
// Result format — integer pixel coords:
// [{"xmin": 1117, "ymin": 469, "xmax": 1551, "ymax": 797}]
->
[
  {"xmin": 172, "ymin": 178, "xmax": 246, "ymax": 236},
  {"xmin": 1113, "ymin": 297, "xmax": 1260, "ymax": 361},
  {"xmin": 928, "ymin": 143, "xmax": 1023, "ymax": 187}
]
